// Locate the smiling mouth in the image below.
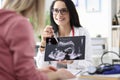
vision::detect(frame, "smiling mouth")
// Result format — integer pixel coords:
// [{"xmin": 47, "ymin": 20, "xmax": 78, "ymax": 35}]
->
[{"xmin": 56, "ymin": 18, "xmax": 65, "ymax": 21}]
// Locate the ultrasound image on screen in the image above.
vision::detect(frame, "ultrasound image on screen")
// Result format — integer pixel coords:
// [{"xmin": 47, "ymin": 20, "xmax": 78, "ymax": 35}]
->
[{"xmin": 44, "ymin": 36, "xmax": 85, "ymax": 61}]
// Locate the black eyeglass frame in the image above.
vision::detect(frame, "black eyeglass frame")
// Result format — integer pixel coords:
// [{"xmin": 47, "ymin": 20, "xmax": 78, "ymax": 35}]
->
[{"xmin": 52, "ymin": 8, "xmax": 69, "ymax": 15}]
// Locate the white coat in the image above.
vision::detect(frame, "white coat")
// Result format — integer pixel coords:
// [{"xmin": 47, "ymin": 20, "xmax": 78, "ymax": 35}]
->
[{"xmin": 35, "ymin": 27, "xmax": 93, "ymax": 71}]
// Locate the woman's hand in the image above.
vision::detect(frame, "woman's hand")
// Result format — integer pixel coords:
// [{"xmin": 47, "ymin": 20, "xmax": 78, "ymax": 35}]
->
[
  {"xmin": 39, "ymin": 66, "xmax": 57, "ymax": 73},
  {"xmin": 41, "ymin": 25, "xmax": 54, "ymax": 42},
  {"xmin": 40, "ymin": 25, "xmax": 54, "ymax": 51},
  {"xmin": 39, "ymin": 66, "xmax": 75, "ymax": 80},
  {"xmin": 47, "ymin": 68, "xmax": 75, "ymax": 80},
  {"xmin": 57, "ymin": 60, "xmax": 73, "ymax": 65},
  {"xmin": 56, "ymin": 68, "xmax": 75, "ymax": 79}
]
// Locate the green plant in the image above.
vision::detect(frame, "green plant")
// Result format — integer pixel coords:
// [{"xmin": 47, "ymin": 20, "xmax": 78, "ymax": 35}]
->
[
  {"xmin": 38, "ymin": 11, "xmax": 50, "ymax": 41},
  {"xmin": 45, "ymin": 11, "xmax": 50, "ymax": 25},
  {"xmin": 38, "ymin": 35, "xmax": 41, "ymax": 41}
]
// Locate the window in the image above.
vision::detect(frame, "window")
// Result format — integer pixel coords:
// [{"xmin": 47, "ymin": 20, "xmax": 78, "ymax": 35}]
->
[{"xmin": 0, "ymin": 0, "xmax": 3, "ymax": 8}]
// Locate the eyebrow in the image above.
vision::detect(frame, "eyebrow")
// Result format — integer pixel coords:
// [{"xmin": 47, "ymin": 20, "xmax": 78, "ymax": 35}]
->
[{"xmin": 53, "ymin": 8, "xmax": 67, "ymax": 9}]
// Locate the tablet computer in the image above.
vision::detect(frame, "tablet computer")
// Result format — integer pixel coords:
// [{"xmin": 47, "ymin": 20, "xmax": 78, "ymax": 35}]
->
[{"xmin": 44, "ymin": 36, "xmax": 85, "ymax": 61}]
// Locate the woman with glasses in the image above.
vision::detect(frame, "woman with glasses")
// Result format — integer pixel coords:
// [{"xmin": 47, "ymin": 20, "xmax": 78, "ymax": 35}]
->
[{"xmin": 36, "ymin": 0, "xmax": 93, "ymax": 71}]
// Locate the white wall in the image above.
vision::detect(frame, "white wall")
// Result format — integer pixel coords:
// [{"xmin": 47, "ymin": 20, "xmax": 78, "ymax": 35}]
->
[
  {"xmin": 45, "ymin": 0, "xmax": 112, "ymax": 38},
  {"xmin": 76, "ymin": 0, "xmax": 111, "ymax": 38},
  {"xmin": 0, "ymin": 0, "xmax": 3, "ymax": 8},
  {"xmin": 45, "ymin": 0, "xmax": 54, "ymax": 11}
]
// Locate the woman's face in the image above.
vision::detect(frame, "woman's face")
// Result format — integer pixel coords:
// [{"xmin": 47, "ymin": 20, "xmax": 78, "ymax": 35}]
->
[{"xmin": 52, "ymin": 1, "xmax": 70, "ymax": 27}]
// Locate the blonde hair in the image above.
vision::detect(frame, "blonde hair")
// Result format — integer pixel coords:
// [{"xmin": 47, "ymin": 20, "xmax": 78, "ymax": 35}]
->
[{"xmin": 3, "ymin": 0, "xmax": 45, "ymax": 34}]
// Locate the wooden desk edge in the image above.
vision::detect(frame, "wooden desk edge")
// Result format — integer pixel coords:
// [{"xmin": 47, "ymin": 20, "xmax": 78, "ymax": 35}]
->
[{"xmin": 79, "ymin": 75, "xmax": 120, "ymax": 80}]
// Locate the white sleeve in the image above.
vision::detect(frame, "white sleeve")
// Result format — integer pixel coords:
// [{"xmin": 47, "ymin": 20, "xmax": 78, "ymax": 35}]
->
[
  {"xmin": 35, "ymin": 48, "xmax": 50, "ymax": 68},
  {"xmin": 66, "ymin": 28, "xmax": 93, "ymax": 71},
  {"xmin": 35, "ymin": 48, "xmax": 57, "ymax": 68},
  {"xmin": 77, "ymin": 28, "xmax": 94, "ymax": 70}
]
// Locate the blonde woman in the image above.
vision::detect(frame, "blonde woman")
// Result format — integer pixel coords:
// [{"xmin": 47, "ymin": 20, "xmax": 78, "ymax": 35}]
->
[
  {"xmin": 2, "ymin": 0, "xmax": 45, "ymax": 41},
  {"xmin": 0, "ymin": 0, "xmax": 75, "ymax": 80}
]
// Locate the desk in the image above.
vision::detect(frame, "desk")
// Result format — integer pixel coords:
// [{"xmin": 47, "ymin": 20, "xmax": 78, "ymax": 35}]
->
[
  {"xmin": 80, "ymin": 74, "xmax": 120, "ymax": 80},
  {"xmin": 67, "ymin": 74, "xmax": 120, "ymax": 80}
]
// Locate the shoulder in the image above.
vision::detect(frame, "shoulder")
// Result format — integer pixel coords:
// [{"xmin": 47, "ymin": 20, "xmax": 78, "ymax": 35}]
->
[
  {"xmin": 74, "ymin": 27, "xmax": 89, "ymax": 36},
  {"xmin": 2, "ymin": 9, "xmax": 32, "ymax": 29},
  {"xmin": 74, "ymin": 27, "xmax": 88, "ymax": 31},
  {"xmin": 0, "ymin": 9, "xmax": 33, "ymax": 36},
  {"xmin": 0, "ymin": 9, "xmax": 27, "ymax": 24}
]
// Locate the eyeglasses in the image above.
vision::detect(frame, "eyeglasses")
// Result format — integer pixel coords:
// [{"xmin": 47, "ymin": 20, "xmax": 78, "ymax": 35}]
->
[{"xmin": 52, "ymin": 8, "xmax": 68, "ymax": 15}]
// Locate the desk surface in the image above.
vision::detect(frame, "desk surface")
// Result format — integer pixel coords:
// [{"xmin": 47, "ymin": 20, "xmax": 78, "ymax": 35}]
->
[
  {"xmin": 67, "ymin": 77, "xmax": 93, "ymax": 80},
  {"xmin": 80, "ymin": 74, "xmax": 120, "ymax": 80},
  {"xmin": 67, "ymin": 74, "xmax": 120, "ymax": 80}
]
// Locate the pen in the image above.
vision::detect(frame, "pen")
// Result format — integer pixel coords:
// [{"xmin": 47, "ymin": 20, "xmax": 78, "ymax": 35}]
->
[
  {"xmin": 53, "ymin": 33, "xmax": 59, "ymax": 43},
  {"xmin": 75, "ymin": 70, "xmax": 82, "ymax": 76}
]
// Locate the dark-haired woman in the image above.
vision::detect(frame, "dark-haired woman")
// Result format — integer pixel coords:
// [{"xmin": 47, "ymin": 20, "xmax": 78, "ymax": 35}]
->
[{"xmin": 36, "ymin": 0, "xmax": 93, "ymax": 71}]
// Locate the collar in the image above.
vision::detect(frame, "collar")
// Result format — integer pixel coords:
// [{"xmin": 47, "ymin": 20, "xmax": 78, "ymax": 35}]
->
[{"xmin": 56, "ymin": 27, "xmax": 74, "ymax": 37}]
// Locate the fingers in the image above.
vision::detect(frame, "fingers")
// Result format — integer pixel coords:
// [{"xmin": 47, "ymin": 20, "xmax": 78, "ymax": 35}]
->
[
  {"xmin": 57, "ymin": 60, "xmax": 73, "ymax": 65},
  {"xmin": 47, "ymin": 66, "xmax": 57, "ymax": 71},
  {"xmin": 40, "ymin": 66, "xmax": 57, "ymax": 73},
  {"xmin": 67, "ymin": 60, "xmax": 73, "ymax": 64},
  {"xmin": 44, "ymin": 25, "xmax": 54, "ymax": 34},
  {"xmin": 57, "ymin": 69, "xmax": 76, "ymax": 79},
  {"xmin": 41, "ymin": 25, "xmax": 54, "ymax": 41},
  {"xmin": 58, "ymin": 60, "xmax": 67, "ymax": 64}
]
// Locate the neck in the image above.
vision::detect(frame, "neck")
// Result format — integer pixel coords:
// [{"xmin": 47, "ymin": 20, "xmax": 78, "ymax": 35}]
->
[{"xmin": 58, "ymin": 25, "xmax": 72, "ymax": 37}]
